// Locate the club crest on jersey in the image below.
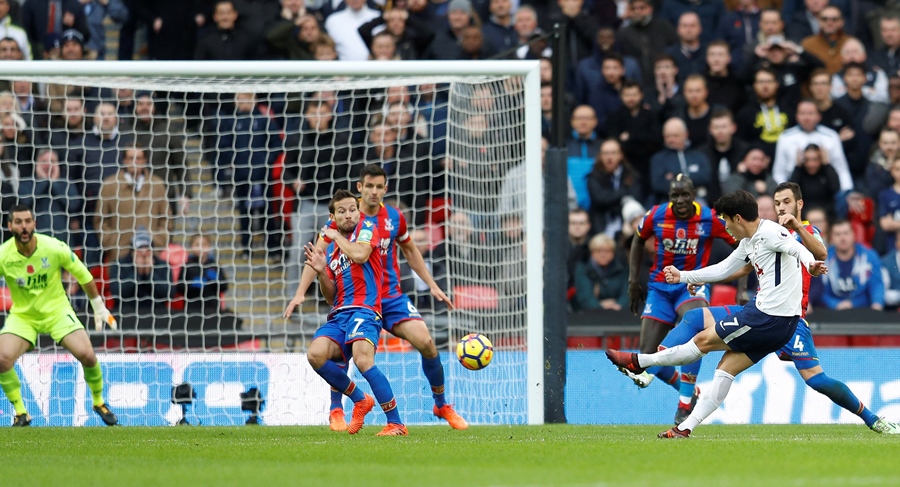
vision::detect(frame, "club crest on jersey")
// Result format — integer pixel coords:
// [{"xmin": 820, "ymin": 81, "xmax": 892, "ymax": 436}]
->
[
  {"xmin": 384, "ymin": 218, "xmax": 394, "ymax": 231},
  {"xmin": 26, "ymin": 265, "xmax": 34, "ymax": 274},
  {"xmin": 41, "ymin": 257, "xmax": 50, "ymax": 269},
  {"xmin": 695, "ymin": 223, "xmax": 705, "ymax": 236}
]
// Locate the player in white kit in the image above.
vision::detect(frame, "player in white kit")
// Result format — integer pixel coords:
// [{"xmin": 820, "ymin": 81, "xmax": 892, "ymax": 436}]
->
[{"xmin": 606, "ymin": 190, "xmax": 828, "ymax": 438}]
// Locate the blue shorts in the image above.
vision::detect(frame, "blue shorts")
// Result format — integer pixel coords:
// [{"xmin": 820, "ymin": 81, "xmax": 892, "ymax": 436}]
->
[
  {"xmin": 312, "ymin": 308, "xmax": 383, "ymax": 360},
  {"xmin": 777, "ymin": 318, "xmax": 820, "ymax": 370},
  {"xmin": 380, "ymin": 294, "xmax": 422, "ymax": 332},
  {"xmin": 642, "ymin": 281, "xmax": 709, "ymax": 326},
  {"xmin": 714, "ymin": 300, "xmax": 799, "ymax": 364}
]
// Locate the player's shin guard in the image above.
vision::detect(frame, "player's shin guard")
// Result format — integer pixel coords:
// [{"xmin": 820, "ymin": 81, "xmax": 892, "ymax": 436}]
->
[
  {"xmin": 316, "ymin": 361, "xmax": 365, "ymax": 403},
  {"xmin": 361, "ymin": 366, "xmax": 402, "ymax": 424},
  {"xmin": 82, "ymin": 363, "xmax": 105, "ymax": 407},
  {"xmin": 0, "ymin": 369, "xmax": 27, "ymax": 415},
  {"xmin": 421, "ymin": 356, "xmax": 446, "ymax": 408},
  {"xmin": 805, "ymin": 372, "xmax": 879, "ymax": 427},
  {"xmin": 329, "ymin": 362, "xmax": 348, "ymax": 410},
  {"xmin": 638, "ymin": 340, "xmax": 706, "ymax": 368},
  {"xmin": 679, "ymin": 369, "xmax": 734, "ymax": 431}
]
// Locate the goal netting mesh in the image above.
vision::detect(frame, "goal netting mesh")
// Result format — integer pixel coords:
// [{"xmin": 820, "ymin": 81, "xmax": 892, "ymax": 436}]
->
[{"xmin": 0, "ymin": 66, "xmax": 535, "ymax": 426}]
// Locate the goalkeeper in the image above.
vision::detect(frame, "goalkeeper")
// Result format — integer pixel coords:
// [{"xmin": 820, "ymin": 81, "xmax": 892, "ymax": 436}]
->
[{"xmin": 0, "ymin": 205, "xmax": 119, "ymax": 426}]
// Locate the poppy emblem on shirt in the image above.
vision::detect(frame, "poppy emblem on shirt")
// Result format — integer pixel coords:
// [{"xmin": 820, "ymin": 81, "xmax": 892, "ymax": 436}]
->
[
  {"xmin": 26, "ymin": 265, "xmax": 34, "ymax": 274},
  {"xmin": 676, "ymin": 228, "xmax": 687, "ymax": 239}
]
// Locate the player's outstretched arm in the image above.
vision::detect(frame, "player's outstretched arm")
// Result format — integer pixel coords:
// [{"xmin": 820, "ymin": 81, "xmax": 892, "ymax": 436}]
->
[
  {"xmin": 82, "ymin": 279, "xmax": 117, "ymax": 330},
  {"xmin": 284, "ymin": 237, "xmax": 330, "ymax": 318},
  {"xmin": 304, "ymin": 242, "xmax": 335, "ymax": 305},
  {"xmin": 397, "ymin": 238, "xmax": 454, "ymax": 310},
  {"xmin": 324, "ymin": 228, "xmax": 374, "ymax": 263},
  {"xmin": 627, "ymin": 235, "xmax": 647, "ymax": 315}
]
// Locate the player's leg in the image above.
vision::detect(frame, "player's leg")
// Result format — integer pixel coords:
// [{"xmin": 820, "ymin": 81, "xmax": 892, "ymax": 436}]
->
[
  {"xmin": 58, "ymin": 328, "xmax": 119, "ymax": 425},
  {"xmin": 0, "ymin": 330, "xmax": 34, "ymax": 425},
  {"xmin": 608, "ymin": 311, "xmax": 725, "ymax": 373},
  {"xmin": 308, "ymin": 334, "xmax": 368, "ymax": 432},
  {"xmin": 632, "ymin": 283, "xmax": 681, "ymax": 388},
  {"xmin": 669, "ymin": 298, "xmax": 713, "ymax": 424},
  {"xmin": 348, "ymin": 310, "xmax": 407, "ymax": 436}
]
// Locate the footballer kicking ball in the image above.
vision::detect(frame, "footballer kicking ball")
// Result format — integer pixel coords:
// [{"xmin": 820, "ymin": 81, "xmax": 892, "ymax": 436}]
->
[{"xmin": 456, "ymin": 333, "xmax": 494, "ymax": 370}]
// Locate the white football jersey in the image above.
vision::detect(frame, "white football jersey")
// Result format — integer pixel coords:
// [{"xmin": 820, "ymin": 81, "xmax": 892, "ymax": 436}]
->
[{"xmin": 681, "ymin": 220, "xmax": 816, "ymax": 317}]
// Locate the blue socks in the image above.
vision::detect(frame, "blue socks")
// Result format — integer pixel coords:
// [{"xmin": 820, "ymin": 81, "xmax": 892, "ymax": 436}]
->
[
  {"xmin": 329, "ymin": 362, "xmax": 348, "ymax": 410},
  {"xmin": 656, "ymin": 308, "xmax": 709, "ymax": 395},
  {"xmin": 422, "ymin": 356, "xmax": 446, "ymax": 407},
  {"xmin": 315, "ymin": 361, "xmax": 364, "ymax": 403},
  {"xmin": 805, "ymin": 372, "xmax": 879, "ymax": 427},
  {"xmin": 362, "ymin": 366, "xmax": 402, "ymax": 424}
]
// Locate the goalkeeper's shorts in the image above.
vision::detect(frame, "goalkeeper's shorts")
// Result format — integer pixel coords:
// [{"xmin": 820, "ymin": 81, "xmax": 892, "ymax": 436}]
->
[{"xmin": 1, "ymin": 309, "xmax": 84, "ymax": 348}]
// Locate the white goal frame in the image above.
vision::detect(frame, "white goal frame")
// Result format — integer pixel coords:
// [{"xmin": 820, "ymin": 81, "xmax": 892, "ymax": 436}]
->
[{"xmin": 5, "ymin": 60, "xmax": 545, "ymax": 425}]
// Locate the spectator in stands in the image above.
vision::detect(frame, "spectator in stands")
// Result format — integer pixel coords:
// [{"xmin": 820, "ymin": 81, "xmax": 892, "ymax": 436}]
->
[
  {"xmin": 214, "ymin": 92, "xmax": 282, "ymax": 259},
  {"xmin": 665, "ymin": 12, "xmax": 706, "ymax": 82},
  {"xmin": 736, "ymin": 67, "xmax": 790, "ymax": 157},
  {"xmin": 425, "ymin": 0, "xmax": 473, "ymax": 60},
  {"xmin": 881, "ymin": 236, "xmax": 900, "ymax": 311},
  {"xmin": 365, "ymin": 31, "xmax": 399, "ymax": 60},
  {"xmin": 715, "ymin": 0, "xmax": 760, "ymax": 71},
  {"xmin": 82, "ymin": 0, "xmax": 128, "ymax": 59},
  {"xmin": 267, "ymin": 13, "xmax": 319, "ymax": 60},
  {"xmin": 400, "ymin": 228, "xmax": 449, "ymax": 313},
  {"xmin": 498, "ymin": 136, "xmax": 576, "ymax": 219},
  {"xmin": 48, "ymin": 97, "xmax": 86, "ymax": 168},
  {"xmin": 649, "ymin": 118, "xmax": 712, "ymax": 205},
  {"xmin": 616, "ymin": 0, "xmax": 678, "ymax": 81},
  {"xmin": 772, "ymin": 99, "xmax": 853, "ymax": 192},
  {"xmin": 58, "ymin": 27, "xmax": 85, "ymax": 60},
  {"xmin": 891, "ymin": 76, "xmax": 900, "ymax": 105},
  {"xmin": 17, "ymin": 148, "xmax": 81, "ymax": 246},
  {"xmin": 606, "ymin": 80, "xmax": 660, "ymax": 185},
  {"xmin": 20, "ymin": 0, "xmax": 89, "ymax": 59},
  {"xmin": 457, "ymin": 24, "xmax": 496, "ymax": 60},
  {"xmin": 582, "ymin": 53, "xmax": 624, "ymax": 137},
  {"xmin": 866, "ymin": 129, "xmax": 900, "ymax": 198},
  {"xmin": 324, "ymin": 0, "xmax": 378, "ymax": 61},
  {"xmin": 566, "ymin": 105, "xmax": 600, "ymax": 211},
  {"xmin": 0, "ymin": 110, "xmax": 34, "ymax": 178},
  {"xmin": 96, "ymin": 145, "xmax": 169, "ymax": 262},
  {"xmin": 384, "ymin": 103, "xmax": 439, "ymax": 221},
  {"xmin": 567, "ymin": 208, "xmax": 591, "ymax": 280},
  {"xmin": 550, "ymin": 0, "xmax": 599, "ymax": 77},
  {"xmin": 872, "ymin": 14, "xmax": 900, "ymax": 77},
  {"xmin": 660, "ymin": 0, "xmax": 723, "ymax": 45},
  {"xmin": 801, "ymin": 5, "xmax": 851, "ymax": 74},
  {"xmin": 512, "ymin": 5, "xmax": 550, "ymax": 60},
  {"xmin": 11, "ymin": 80, "xmax": 49, "ymax": 134},
  {"xmin": 677, "ymin": 74, "xmax": 715, "ymax": 149},
  {"xmin": 180, "ymin": 233, "xmax": 228, "ymax": 316},
  {"xmin": 194, "ymin": 0, "xmax": 259, "ymax": 60},
  {"xmin": 135, "ymin": 0, "xmax": 203, "ymax": 60},
  {"xmin": 786, "ymin": 0, "xmax": 827, "ymax": 43},
  {"xmin": 702, "ymin": 108, "xmax": 749, "ymax": 187},
  {"xmin": 0, "ymin": 35, "xmax": 25, "ymax": 64},
  {"xmin": 645, "ymin": 55, "xmax": 683, "ymax": 123},
  {"xmin": 819, "ymin": 219, "xmax": 885, "ymax": 311},
  {"xmin": 576, "ymin": 27, "xmax": 642, "ymax": 93},
  {"xmin": 744, "ymin": 8, "xmax": 785, "ymax": 62},
  {"xmin": 756, "ymin": 193, "xmax": 777, "ymax": 221},
  {"xmin": 480, "ymin": 0, "xmax": 515, "ymax": 53},
  {"xmin": 808, "ymin": 68, "xmax": 855, "ymax": 146},
  {"xmin": 704, "ymin": 40, "xmax": 746, "ymax": 113},
  {"xmin": 80, "ymin": 102, "xmax": 133, "ymax": 208},
  {"xmin": 110, "ymin": 87, "xmax": 135, "ymax": 130},
  {"xmin": 878, "ymin": 159, "xmax": 900, "ymax": 252},
  {"xmin": 108, "ymin": 230, "xmax": 174, "ymax": 319},
  {"xmin": 540, "ymin": 83, "xmax": 552, "ymax": 137},
  {"xmin": 834, "ymin": 62, "xmax": 890, "ymax": 180},
  {"xmin": 789, "ymin": 143, "xmax": 841, "ymax": 219},
  {"xmin": 445, "ymin": 210, "xmax": 486, "ymax": 285},
  {"xmin": 830, "ymin": 38, "xmax": 889, "ymax": 104},
  {"xmin": 572, "ymin": 233, "xmax": 629, "ymax": 312},
  {"xmin": 0, "ymin": 0, "xmax": 32, "ymax": 60},
  {"xmin": 722, "ymin": 147, "xmax": 777, "ymax": 197},
  {"xmin": 359, "ymin": 8, "xmax": 434, "ymax": 61},
  {"xmin": 311, "ymin": 33, "xmax": 338, "ymax": 60},
  {"xmin": 744, "ymin": 34, "xmax": 823, "ymax": 112},
  {"xmin": 587, "ymin": 139, "xmax": 642, "ymax": 237}
]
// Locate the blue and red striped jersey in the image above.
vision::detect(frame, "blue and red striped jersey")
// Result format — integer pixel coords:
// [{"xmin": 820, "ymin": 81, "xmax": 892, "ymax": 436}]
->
[
  {"xmin": 638, "ymin": 202, "xmax": 736, "ymax": 283},
  {"xmin": 791, "ymin": 222, "xmax": 823, "ymax": 318},
  {"xmin": 325, "ymin": 219, "xmax": 382, "ymax": 317},
  {"xmin": 322, "ymin": 203, "xmax": 410, "ymax": 299}
]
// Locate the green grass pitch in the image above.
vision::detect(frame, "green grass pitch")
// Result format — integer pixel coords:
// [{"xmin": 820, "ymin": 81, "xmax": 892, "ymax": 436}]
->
[{"xmin": 1, "ymin": 425, "xmax": 899, "ymax": 486}]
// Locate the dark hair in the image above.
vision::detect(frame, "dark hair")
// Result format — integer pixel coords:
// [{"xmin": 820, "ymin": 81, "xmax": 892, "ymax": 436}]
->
[
  {"xmin": 621, "ymin": 79, "xmax": 642, "ymax": 93},
  {"xmin": 831, "ymin": 218, "xmax": 852, "ymax": 230},
  {"xmin": 670, "ymin": 173, "xmax": 695, "ymax": 191},
  {"xmin": 328, "ymin": 189, "xmax": 358, "ymax": 214},
  {"xmin": 809, "ymin": 67, "xmax": 830, "ymax": 83},
  {"xmin": 714, "ymin": 190, "xmax": 758, "ymax": 221},
  {"xmin": 754, "ymin": 67, "xmax": 779, "ymax": 83},
  {"xmin": 602, "ymin": 52, "xmax": 624, "ymax": 67},
  {"xmin": 843, "ymin": 62, "xmax": 867, "ymax": 76},
  {"xmin": 654, "ymin": 54, "xmax": 676, "ymax": 66},
  {"xmin": 707, "ymin": 40, "xmax": 730, "ymax": 52},
  {"xmin": 797, "ymin": 98, "xmax": 817, "ymax": 109},
  {"xmin": 684, "ymin": 73, "xmax": 707, "ymax": 88},
  {"xmin": 8, "ymin": 204, "xmax": 33, "ymax": 219},
  {"xmin": 359, "ymin": 163, "xmax": 387, "ymax": 184},
  {"xmin": 710, "ymin": 107, "xmax": 734, "ymax": 122},
  {"xmin": 774, "ymin": 182, "xmax": 802, "ymax": 201}
]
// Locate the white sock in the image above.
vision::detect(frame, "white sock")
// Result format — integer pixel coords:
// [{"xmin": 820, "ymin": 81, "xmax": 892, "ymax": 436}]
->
[
  {"xmin": 638, "ymin": 340, "xmax": 706, "ymax": 368},
  {"xmin": 679, "ymin": 369, "xmax": 734, "ymax": 431}
]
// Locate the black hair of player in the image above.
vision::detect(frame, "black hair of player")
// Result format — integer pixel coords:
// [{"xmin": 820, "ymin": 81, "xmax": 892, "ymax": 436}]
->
[
  {"xmin": 8, "ymin": 203, "xmax": 33, "ymax": 220},
  {"xmin": 329, "ymin": 189, "xmax": 358, "ymax": 214},
  {"xmin": 715, "ymin": 190, "xmax": 759, "ymax": 221},
  {"xmin": 669, "ymin": 173, "xmax": 695, "ymax": 193},
  {"xmin": 359, "ymin": 163, "xmax": 387, "ymax": 185},
  {"xmin": 774, "ymin": 182, "xmax": 802, "ymax": 202}
]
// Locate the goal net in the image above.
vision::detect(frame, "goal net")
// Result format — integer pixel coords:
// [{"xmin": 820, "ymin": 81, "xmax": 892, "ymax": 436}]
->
[{"xmin": 1, "ymin": 61, "xmax": 543, "ymax": 426}]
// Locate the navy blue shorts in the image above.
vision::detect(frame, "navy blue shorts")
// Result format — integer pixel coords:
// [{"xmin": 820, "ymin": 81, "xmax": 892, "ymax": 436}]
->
[
  {"xmin": 714, "ymin": 301, "xmax": 799, "ymax": 364},
  {"xmin": 381, "ymin": 294, "xmax": 422, "ymax": 332}
]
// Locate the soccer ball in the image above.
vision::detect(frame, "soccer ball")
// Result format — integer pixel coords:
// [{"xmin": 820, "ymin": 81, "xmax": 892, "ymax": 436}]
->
[{"xmin": 456, "ymin": 333, "xmax": 493, "ymax": 370}]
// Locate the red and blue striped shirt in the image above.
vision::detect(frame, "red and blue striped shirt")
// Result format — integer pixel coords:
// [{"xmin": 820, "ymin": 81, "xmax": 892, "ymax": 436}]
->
[{"xmin": 325, "ymin": 219, "xmax": 383, "ymax": 317}]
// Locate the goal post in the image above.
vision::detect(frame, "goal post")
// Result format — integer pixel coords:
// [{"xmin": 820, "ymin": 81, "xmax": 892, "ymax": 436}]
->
[{"xmin": 2, "ymin": 61, "xmax": 544, "ymax": 425}]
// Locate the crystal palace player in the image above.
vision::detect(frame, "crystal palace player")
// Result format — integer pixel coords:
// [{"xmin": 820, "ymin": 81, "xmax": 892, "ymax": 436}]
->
[
  {"xmin": 608, "ymin": 190, "xmax": 828, "ymax": 438},
  {"xmin": 305, "ymin": 190, "xmax": 407, "ymax": 436},
  {"xmin": 0, "ymin": 205, "xmax": 118, "ymax": 426},
  {"xmin": 285, "ymin": 164, "xmax": 466, "ymax": 431},
  {"xmin": 654, "ymin": 183, "xmax": 900, "ymax": 434},
  {"xmin": 624, "ymin": 175, "xmax": 739, "ymax": 423}
]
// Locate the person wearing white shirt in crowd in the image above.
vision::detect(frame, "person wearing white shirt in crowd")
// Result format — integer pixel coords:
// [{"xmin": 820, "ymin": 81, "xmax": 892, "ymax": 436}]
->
[
  {"xmin": 772, "ymin": 99, "xmax": 853, "ymax": 192},
  {"xmin": 324, "ymin": 0, "xmax": 379, "ymax": 61},
  {"xmin": 0, "ymin": 0, "xmax": 32, "ymax": 60},
  {"xmin": 829, "ymin": 37, "xmax": 889, "ymax": 104}
]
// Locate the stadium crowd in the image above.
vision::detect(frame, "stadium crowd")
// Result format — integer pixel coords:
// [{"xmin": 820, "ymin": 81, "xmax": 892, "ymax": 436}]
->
[{"xmin": 2, "ymin": 0, "xmax": 900, "ymax": 334}]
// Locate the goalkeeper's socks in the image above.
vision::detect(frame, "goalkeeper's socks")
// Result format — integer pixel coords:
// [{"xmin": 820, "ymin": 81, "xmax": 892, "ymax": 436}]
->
[
  {"xmin": 421, "ymin": 356, "xmax": 447, "ymax": 408},
  {"xmin": 330, "ymin": 362, "xmax": 348, "ymax": 410},
  {"xmin": 82, "ymin": 363, "xmax": 106, "ymax": 407},
  {"xmin": 805, "ymin": 372, "xmax": 879, "ymax": 427},
  {"xmin": 648, "ymin": 366, "xmax": 681, "ymax": 390},
  {"xmin": 362, "ymin": 366, "xmax": 402, "ymax": 424},
  {"xmin": 316, "ymin": 361, "xmax": 365, "ymax": 403},
  {"xmin": 0, "ymin": 369, "xmax": 27, "ymax": 415}
]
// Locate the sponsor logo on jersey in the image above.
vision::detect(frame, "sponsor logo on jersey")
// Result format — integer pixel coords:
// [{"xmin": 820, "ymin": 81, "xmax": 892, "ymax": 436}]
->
[
  {"xmin": 662, "ymin": 238, "xmax": 699, "ymax": 255},
  {"xmin": 16, "ymin": 277, "xmax": 25, "ymax": 287}
]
